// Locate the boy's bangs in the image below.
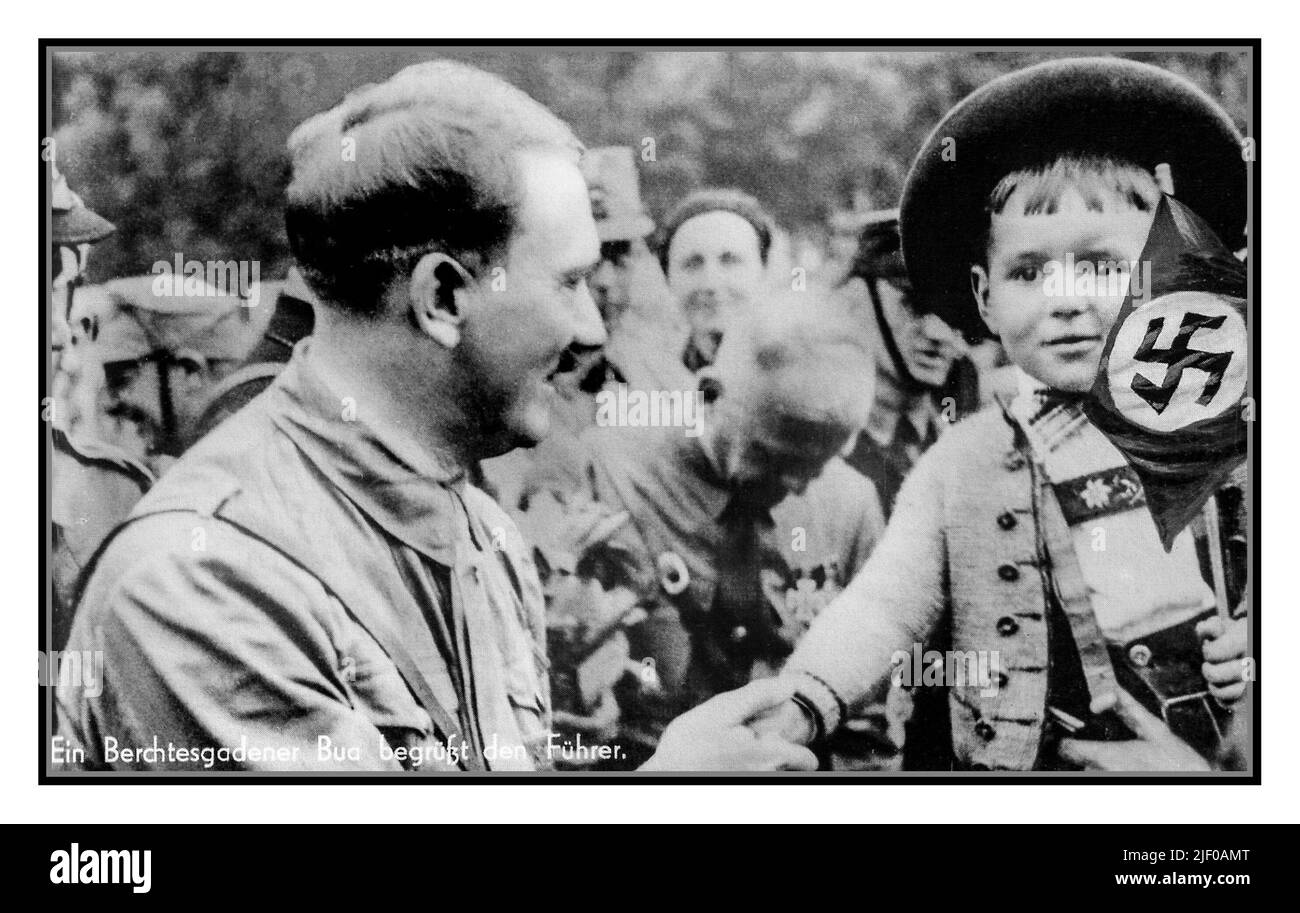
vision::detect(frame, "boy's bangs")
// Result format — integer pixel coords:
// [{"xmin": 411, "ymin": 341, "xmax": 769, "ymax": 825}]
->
[{"xmin": 988, "ymin": 155, "xmax": 1162, "ymax": 217}]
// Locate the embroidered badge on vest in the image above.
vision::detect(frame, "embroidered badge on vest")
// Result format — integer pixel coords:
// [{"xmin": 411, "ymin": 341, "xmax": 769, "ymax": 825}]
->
[{"xmin": 1052, "ymin": 465, "xmax": 1147, "ymax": 525}]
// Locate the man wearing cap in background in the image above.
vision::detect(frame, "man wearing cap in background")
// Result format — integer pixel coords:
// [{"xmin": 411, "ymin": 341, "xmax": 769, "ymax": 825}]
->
[
  {"xmin": 659, "ymin": 187, "xmax": 777, "ymax": 373},
  {"xmin": 584, "ymin": 146, "xmax": 692, "ymax": 393},
  {"xmin": 50, "ymin": 162, "xmax": 116, "ymax": 368},
  {"xmin": 49, "ymin": 163, "xmax": 154, "ymax": 649},
  {"xmin": 750, "ymin": 57, "xmax": 1251, "ymax": 772},
  {"xmin": 837, "ymin": 208, "xmax": 979, "ymax": 517}
]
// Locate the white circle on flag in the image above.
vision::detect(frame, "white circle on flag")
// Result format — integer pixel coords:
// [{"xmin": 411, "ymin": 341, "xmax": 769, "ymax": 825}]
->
[{"xmin": 1108, "ymin": 290, "xmax": 1247, "ymax": 433}]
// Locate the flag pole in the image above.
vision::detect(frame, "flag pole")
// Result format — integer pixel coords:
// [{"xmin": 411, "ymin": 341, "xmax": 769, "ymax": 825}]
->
[{"xmin": 1201, "ymin": 496, "xmax": 1234, "ymax": 623}]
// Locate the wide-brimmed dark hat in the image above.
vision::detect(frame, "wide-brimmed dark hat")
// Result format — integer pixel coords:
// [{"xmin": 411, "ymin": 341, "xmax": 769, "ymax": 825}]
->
[
  {"xmin": 900, "ymin": 56, "xmax": 1247, "ymax": 339},
  {"xmin": 845, "ymin": 208, "xmax": 907, "ymax": 284}
]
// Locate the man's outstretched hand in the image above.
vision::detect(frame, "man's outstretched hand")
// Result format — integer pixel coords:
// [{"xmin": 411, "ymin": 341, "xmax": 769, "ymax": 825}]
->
[
  {"xmin": 1057, "ymin": 687, "xmax": 1212, "ymax": 772},
  {"xmin": 641, "ymin": 678, "xmax": 819, "ymax": 771}
]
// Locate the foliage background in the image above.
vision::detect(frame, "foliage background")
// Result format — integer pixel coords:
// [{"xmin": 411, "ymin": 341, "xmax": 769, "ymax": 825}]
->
[{"xmin": 49, "ymin": 48, "xmax": 1250, "ymax": 284}]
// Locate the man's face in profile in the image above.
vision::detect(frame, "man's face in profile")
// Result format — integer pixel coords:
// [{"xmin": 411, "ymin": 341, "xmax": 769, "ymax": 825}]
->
[
  {"xmin": 874, "ymin": 277, "xmax": 965, "ymax": 388},
  {"xmin": 454, "ymin": 151, "xmax": 606, "ymax": 451},
  {"xmin": 591, "ymin": 240, "xmax": 634, "ymax": 324}
]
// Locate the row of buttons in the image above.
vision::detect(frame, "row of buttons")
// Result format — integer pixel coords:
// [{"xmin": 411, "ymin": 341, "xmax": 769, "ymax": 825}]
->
[{"xmin": 988, "ymin": 498, "xmax": 1031, "ymax": 751}]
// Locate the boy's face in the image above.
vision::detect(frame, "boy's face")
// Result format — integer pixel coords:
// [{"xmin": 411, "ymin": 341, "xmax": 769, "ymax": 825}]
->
[{"xmin": 972, "ymin": 186, "xmax": 1156, "ymax": 393}]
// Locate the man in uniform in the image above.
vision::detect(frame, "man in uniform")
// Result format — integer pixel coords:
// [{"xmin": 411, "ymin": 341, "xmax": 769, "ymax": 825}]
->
[
  {"xmin": 838, "ymin": 209, "xmax": 977, "ymax": 516},
  {"xmin": 48, "ymin": 164, "xmax": 155, "ymax": 649},
  {"xmin": 66, "ymin": 275, "xmax": 264, "ymax": 477},
  {"xmin": 584, "ymin": 146, "xmax": 692, "ymax": 393},
  {"xmin": 57, "ymin": 60, "xmax": 815, "ymax": 773},
  {"xmin": 581, "ymin": 290, "xmax": 888, "ymax": 767}
]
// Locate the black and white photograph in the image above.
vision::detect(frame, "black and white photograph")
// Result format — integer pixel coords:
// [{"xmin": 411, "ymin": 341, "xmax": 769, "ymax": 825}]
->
[{"xmin": 38, "ymin": 42, "xmax": 1258, "ymax": 782}]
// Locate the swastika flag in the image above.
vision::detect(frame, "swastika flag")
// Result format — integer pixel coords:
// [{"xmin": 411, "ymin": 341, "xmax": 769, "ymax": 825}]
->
[{"xmin": 1084, "ymin": 195, "xmax": 1248, "ymax": 550}]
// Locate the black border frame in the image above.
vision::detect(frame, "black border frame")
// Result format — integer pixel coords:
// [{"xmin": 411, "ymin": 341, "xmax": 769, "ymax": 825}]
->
[{"xmin": 37, "ymin": 37, "xmax": 1262, "ymax": 785}]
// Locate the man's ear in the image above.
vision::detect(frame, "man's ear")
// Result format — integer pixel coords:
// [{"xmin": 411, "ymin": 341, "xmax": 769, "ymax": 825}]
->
[
  {"xmin": 410, "ymin": 252, "xmax": 474, "ymax": 349},
  {"xmin": 697, "ymin": 366, "xmax": 725, "ymax": 405},
  {"xmin": 970, "ymin": 264, "xmax": 995, "ymax": 335}
]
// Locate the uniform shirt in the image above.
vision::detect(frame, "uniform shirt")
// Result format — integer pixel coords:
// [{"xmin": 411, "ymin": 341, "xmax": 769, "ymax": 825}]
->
[
  {"xmin": 50, "ymin": 429, "xmax": 153, "ymax": 649},
  {"xmin": 581, "ymin": 421, "xmax": 884, "ymax": 731},
  {"xmin": 56, "ymin": 344, "xmax": 550, "ymax": 772},
  {"xmin": 845, "ymin": 377, "xmax": 944, "ymax": 519}
]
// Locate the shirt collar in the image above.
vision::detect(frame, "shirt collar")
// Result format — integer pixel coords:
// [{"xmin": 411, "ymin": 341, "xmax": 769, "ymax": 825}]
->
[
  {"xmin": 672, "ymin": 429, "xmax": 733, "ymax": 521},
  {"xmin": 268, "ymin": 341, "xmax": 471, "ymax": 566},
  {"xmin": 864, "ymin": 365, "xmax": 939, "ymax": 448}
]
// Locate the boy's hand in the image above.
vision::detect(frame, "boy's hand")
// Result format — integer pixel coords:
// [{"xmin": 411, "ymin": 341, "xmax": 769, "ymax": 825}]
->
[
  {"xmin": 747, "ymin": 695, "xmax": 817, "ymax": 745},
  {"xmin": 1057, "ymin": 688, "xmax": 1211, "ymax": 772},
  {"xmin": 641, "ymin": 678, "xmax": 819, "ymax": 771},
  {"xmin": 1197, "ymin": 615, "xmax": 1249, "ymax": 706}
]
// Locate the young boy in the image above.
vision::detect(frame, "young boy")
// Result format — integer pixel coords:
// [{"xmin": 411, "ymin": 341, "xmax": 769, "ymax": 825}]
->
[{"xmin": 755, "ymin": 57, "xmax": 1251, "ymax": 771}]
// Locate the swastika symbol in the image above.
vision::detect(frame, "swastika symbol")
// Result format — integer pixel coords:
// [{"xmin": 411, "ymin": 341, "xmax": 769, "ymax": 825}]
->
[{"xmin": 1130, "ymin": 312, "xmax": 1234, "ymax": 415}]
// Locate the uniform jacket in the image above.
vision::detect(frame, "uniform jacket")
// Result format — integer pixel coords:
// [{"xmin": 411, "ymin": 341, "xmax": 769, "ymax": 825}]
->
[
  {"xmin": 57, "ymin": 345, "xmax": 550, "ymax": 772},
  {"xmin": 582, "ymin": 421, "xmax": 884, "ymax": 727}
]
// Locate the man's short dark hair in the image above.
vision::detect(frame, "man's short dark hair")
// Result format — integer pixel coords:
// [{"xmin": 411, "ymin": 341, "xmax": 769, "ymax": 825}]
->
[{"xmin": 284, "ymin": 60, "xmax": 583, "ymax": 317}]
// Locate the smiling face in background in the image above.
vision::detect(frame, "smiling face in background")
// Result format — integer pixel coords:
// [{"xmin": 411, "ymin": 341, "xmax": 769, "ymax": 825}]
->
[
  {"xmin": 973, "ymin": 185, "xmax": 1157, "ymax": 393},
  {"xmin": 666, "ymin": 210, "xmax": 767, "ymax": 366},
  {"xmin": 455, "ymin": 151, "xmax": 605, "ymax": 451},
  {"xmin": 590, "ymin": 240, "xmax": 634, "ymax": 323}
]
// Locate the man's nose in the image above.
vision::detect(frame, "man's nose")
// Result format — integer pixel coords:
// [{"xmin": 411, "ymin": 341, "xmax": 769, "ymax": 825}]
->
[
  {"xmin": 571, "ymin": 283, "xmax": 608, "ymax": 349},
  {"xmin": 919, "ymin": 313, "xmax": 958, "ymax": 345},
  {"xmin": 779, "ymin": 464, "xmax": 819, "ymax": 496},
  {"xmin": 591, "ymin": 260, "xmax": 615, "ymax": 295},
  {"xmin": 695, "ymin": 259, "xmax": 731, "ymax": 294},
  {"xmin": 1050, "ymin": 294, "xmax": 1090, "ymax": 321}
]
